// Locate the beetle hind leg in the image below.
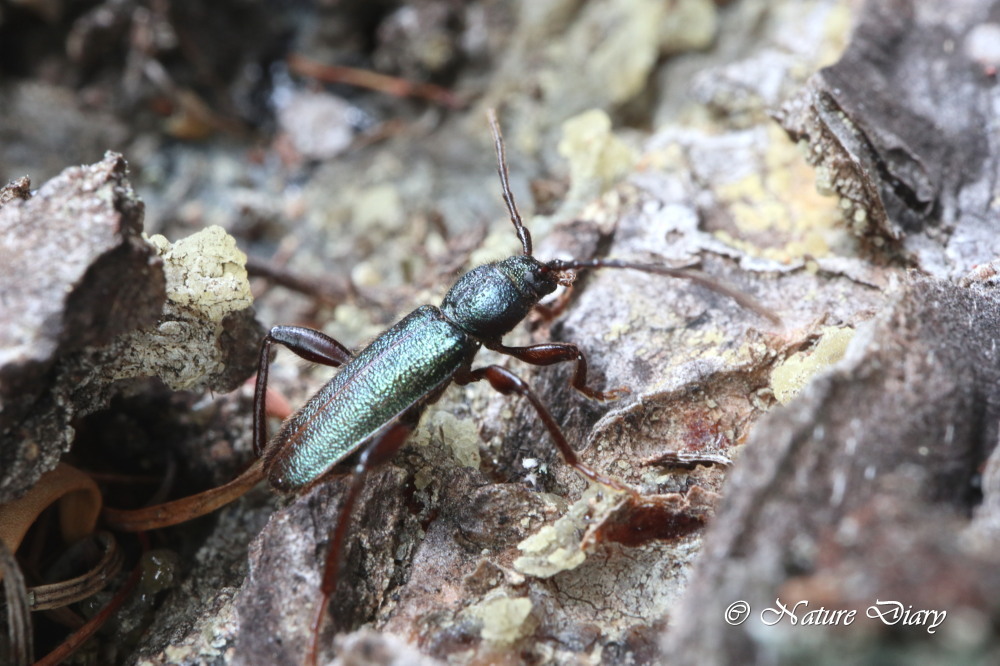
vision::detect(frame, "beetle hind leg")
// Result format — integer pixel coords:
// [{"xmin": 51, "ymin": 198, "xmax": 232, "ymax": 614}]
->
[
  {"xmin": 307, "ymin": 408, "xmax": 421, "ymax": 666},
  {"xmin": 105, "ymin": 329, "xmax": 353, "ymax": 534}
]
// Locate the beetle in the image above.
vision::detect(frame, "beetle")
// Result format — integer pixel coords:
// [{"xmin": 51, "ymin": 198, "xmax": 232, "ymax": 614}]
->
[{"xmin": 105, "ymin": 109, "xmax": 778, "ymax": 664}]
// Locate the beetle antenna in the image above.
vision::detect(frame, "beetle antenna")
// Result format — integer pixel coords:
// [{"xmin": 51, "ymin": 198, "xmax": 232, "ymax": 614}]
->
[
  {"xmin": 547, "ymin": 258, "xmax": 782, "ymax": 325},
  {"xmin": 488, "ymin": 108, "xmax": 533, "ymax": 256}
]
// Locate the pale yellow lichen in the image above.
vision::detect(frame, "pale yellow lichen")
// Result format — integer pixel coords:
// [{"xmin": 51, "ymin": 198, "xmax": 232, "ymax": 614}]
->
[
  {"xmin": 817, "ymin": 3, "xmax": 854, "ymax": 68},
  {"xmin": 439, "ymin": 413, "xmax": 481, "ymax": 470},
  {"xmin": 107, "ymin": 226, "xmax": 253, "ymax": 391},
  {"xmin": 163, "ymin": 646, "xmax": 193, "ymax": 662},
  {"xmin": 712, "ymin": 125, "xmax": 847, "ymax": 264},
  {"xmin": 659, "ymin": 0, "xmax": 717, "ymax": 55},
  {"xmin": 409, "ymin": 408, "xmax": 481, "ymax": 490},
  {"xmin": 470, "ymin": 595, "xmax": 535, "ymax": 645},
  {"xmin": 537, "ymin": 0, "xmax": 662, "ymax": 108},
  {"xmin": 351, "ymin": 183, "xmax": 404, "ymax": 232},
  {"xmin": 148, "ymin": 225, "xmax": 252, "ymax": 322},
  {"xmin": 771, "ymin": 326, "xmax": 855, "ymax": 404},
  {"xmin": 425, "ymin": 410, "xmax": 481, "ymax": 470},
  {"xmin": 559, "ymin": 109, "xmax": 638, "ymax": 203},
  {"xmin": 602, "ymin": 321, "xmax": 630, "ymax": 343},
  {"xmin": 514, "ymin": 485, "xmax": 622, "ymax": 577},
  {"xmin": 412, "ymin": 466, "xmax": 434, "ymax": 492},
  {"xmin": 326, "ymin": 302, "xmax": 383, "ymax": 348}
]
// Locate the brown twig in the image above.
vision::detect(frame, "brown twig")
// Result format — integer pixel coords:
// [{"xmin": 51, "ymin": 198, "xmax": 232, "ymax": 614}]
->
[
  {"xmin": 287, "ymin": 53, "xmax": 465, "ymax": 109},
  {"xmin": 246, "ymin": 254, "xmax": 353, "ymax": 307}
]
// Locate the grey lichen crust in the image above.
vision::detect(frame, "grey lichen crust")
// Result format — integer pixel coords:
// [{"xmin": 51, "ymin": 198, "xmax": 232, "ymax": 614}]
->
[
  {"xmin": 105, "ymin": 226, "xmax": 255, "ymax": 392},
  {"xmin": 0, "ymin": 155, "xmax": 260, "ymax": 502}
]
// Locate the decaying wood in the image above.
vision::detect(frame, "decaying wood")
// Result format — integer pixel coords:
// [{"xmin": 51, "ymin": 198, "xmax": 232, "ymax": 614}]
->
[
  {"xmin": 777, "ymin": 1, "xmax": 1000, "ymax": 273},
  {"xmin": 0, "ymin": 154, "xmax": 262, "ymax": 504},
  {"xmin": 0, "ymin": 155, "xmax": 164, "ymax": 502},
  {"xmin": 665, "ymin": 1, "xmax": 1000, "ymax": 662},
  {"xmin": 664, "ymin": 277, "xmax": 1000, "ymax": 662}
]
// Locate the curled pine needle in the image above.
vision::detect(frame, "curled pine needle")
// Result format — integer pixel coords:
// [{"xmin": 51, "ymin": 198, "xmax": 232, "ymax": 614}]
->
[
  {"xmin": 28, "ymin": 531, "xmax": 123, "ymax": 611},
  {"xmin": 0, "ymin": 466, "xmax": 124, "ymax": 662},
  {"xmin": 32, "ymin": 559, "xmax": 143, "ymax": 666},
  {"xmin": 0, "ymin": 464, "xmax": 102, "ymax": 569},
  {"xmin": 0, "ymin": 537, "xmax": 33, "ymax": 666}
]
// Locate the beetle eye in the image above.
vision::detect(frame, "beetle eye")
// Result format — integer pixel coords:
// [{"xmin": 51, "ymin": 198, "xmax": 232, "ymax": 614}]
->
[{"xmin": 524, "ymin": 267, "xmax": 555, "ymax": 295}]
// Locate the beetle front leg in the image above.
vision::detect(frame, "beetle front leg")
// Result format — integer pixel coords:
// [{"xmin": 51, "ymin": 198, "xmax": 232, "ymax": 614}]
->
[
  {"xmin": 254, "ymin": 326, "xmax": 353, "ymax": 456},
  {"xmin": 456, "ymin": 365, "xmax": 636, "ymax": 496},
  {"xmin": 486, "ymin": 342, "xmax": 629, "ymax": 401}
]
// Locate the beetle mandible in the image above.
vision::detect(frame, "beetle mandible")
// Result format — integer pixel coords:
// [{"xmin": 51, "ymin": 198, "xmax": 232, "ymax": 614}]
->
[{"xmin": 105, "ymin": 109, "xmax": 777, "ymax": 665}]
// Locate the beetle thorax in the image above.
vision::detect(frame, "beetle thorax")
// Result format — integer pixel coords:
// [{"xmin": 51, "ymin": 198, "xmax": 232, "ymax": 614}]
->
[{"xmin": 440, "ymin": 255, "xmax": 558, "ymax": 340}]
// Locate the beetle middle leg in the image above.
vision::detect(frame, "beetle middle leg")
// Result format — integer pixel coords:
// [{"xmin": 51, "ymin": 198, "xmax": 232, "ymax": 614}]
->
[
  {"xmin": 456, "ymin": 365, "xmax": 636, "ymax": 496},
  {"xmin": 486, "ymin": 342, "xmax": 629, "ymax": 401}
]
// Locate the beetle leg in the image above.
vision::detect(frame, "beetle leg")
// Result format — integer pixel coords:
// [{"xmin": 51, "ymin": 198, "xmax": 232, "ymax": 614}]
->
[
  {"xmin": 104, "ymin": 333, "xmax": 351, "ymax": 531},
  {"xmin": 103, "ymin": 460, "xmax": 266, "ymax": 531},
  {"xmin": 485, "ymin": 342, "xmax": 629, "ymax": 401},
  {"xmin": 456, "ymin": 365, "xmax": 637, "ymax": 496},
  {"xmin": 254, "ymin": 326, "xmax": 353, "ymax": 456},
  {"xmin": 308, "ymin": 409, "xmax": 420, "ymax": 666}
]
